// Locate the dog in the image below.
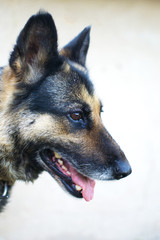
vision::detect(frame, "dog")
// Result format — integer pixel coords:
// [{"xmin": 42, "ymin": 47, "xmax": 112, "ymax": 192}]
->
[{"xmin": 0, "ymin": 11, "xmax": 131, "ymax": 212}]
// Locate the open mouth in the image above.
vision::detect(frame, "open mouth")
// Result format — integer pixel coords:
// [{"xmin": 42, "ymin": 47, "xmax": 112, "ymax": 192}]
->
[{"xmin": 40, "ymin": 149, "xmax": 95, "ymax": 201}]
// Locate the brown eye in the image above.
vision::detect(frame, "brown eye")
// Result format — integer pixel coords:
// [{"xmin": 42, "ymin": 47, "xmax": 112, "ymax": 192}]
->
[{"xmin": 69, "ymin": 112, "xmax": 83, "ymax": 121}]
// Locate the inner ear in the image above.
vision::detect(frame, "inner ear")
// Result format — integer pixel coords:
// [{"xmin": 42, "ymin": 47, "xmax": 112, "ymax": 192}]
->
[
  {"xmin": 60, "ymin": 26, "xmax": 91, "ymax": 66},
  {"xmin": 9, "ymin": 11, "xmax": 60, "ymax": 83},
  {"xmin": 25, "ymin": 41, "xmax": 39, "ymax": 66}
]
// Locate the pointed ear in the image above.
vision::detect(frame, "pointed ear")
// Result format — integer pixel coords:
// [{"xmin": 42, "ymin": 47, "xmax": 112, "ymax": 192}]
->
[
  {"xmin": 60, "ymin": 26, "xmax": 91, "ymax": 66},
  {"xmin": 9, "ymin": 11, "xmax": 60, "ymax": 83}
]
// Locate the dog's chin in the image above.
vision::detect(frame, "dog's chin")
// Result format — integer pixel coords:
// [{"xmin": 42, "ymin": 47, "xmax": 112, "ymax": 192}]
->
[{"xmin": 39, "ymin": 149, "xmax": 95, "ymax": 202}]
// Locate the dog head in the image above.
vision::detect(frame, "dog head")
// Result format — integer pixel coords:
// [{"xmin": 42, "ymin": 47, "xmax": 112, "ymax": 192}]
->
[{"xmin": 0, "ymin": 12, "xmax": 131, "ymax": 201}]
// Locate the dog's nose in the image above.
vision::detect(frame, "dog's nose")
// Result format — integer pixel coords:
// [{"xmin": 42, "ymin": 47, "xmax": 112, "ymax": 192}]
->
[{"xmin": 114, "ymin": 160, "xmax": 132, "ymax": 180}]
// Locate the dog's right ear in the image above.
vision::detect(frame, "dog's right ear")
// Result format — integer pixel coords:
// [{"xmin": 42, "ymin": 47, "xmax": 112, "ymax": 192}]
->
[{"xmin": 9, "ymin": 12, "xmax": 60, "ymax": 83}]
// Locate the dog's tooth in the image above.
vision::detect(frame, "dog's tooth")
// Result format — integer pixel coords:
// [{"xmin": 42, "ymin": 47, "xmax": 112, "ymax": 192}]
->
[
  {"xmin": 62, "ymin": 165, "xmax": 68, "ymax": 171},
  {"xmin": 58, "ymin": 159, "xmax": 63, "ymax": 166},
  {"xmin": 67, "ymin": 171, "xmax": 71, "ymax": 176},
  {"xmin": 75, "ymin": 185, "xmax": 82, "ymax": 191},
  {"xmin": 55, "ymin": 152, "xmax": 61, "ymax": 159}
]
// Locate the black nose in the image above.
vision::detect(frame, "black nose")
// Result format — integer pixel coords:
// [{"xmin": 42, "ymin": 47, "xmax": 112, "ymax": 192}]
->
[{"xmin": 114, "ymin": 160, "xmax": 132, "ymax": 180}]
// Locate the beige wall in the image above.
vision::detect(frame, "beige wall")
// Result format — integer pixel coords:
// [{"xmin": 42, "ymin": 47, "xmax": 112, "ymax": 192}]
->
[{"xmin": 0, "ymin": 1, "xmax": 160, "ymax": 239}]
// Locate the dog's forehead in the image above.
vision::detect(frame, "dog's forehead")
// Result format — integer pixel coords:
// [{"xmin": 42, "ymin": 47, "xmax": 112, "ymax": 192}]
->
[
  {"xmin": 44, "ymin": 61, "xmax": 94, "ymax": 97},
  {"xmin": 31, "ymin": 60, "xmax": 101, "ymax": 115},
  {"xmin": 56, "ymin": 65, "xmax": 101, "ymax": 113}
]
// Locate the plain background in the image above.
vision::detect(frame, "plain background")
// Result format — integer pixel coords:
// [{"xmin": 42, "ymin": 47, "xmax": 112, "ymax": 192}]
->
[{"xmin": 0, "ymin": 0, "xmax": 160, "ymax": 239}]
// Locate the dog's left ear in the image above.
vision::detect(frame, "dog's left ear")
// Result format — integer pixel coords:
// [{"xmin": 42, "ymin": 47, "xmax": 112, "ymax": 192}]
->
[
  {"xmin": 9, "ymin": 11, "xmax": 60, "ymax": 83},
  {"xmin": 60, "ymin": 26, "xmax": 91, "ymax": 66}
]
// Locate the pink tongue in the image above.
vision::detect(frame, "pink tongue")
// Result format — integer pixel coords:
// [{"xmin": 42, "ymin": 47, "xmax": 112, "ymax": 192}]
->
[{"xmin": 68, "ymin": 165, "xmax": 95, "ymax": 202}]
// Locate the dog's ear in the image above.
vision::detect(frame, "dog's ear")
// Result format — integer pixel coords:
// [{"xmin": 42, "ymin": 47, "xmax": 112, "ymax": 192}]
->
[
  {"xmin": 60, "ymin": 26, "xmax": 91, "ymax": 66},
  {"xmin": 9, "ymin": 11, "xmax": 60, "ymax": 83}
]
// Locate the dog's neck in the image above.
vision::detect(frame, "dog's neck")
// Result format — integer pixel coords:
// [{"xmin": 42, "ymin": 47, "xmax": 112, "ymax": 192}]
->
[
  {"xmin": 0, "ymin": 67, "xmax": 4, "ymax": 91},
  {"xmin": 0, "ymin": 127, "xmax": 16, "ymax": 185},
  {"xmin": 0, "ymin": 68, "xmax": 16, "ymax": 185}
]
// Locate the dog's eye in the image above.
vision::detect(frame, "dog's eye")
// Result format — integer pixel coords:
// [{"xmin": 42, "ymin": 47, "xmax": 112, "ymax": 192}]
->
[{"xmin": 69, "ymin": 112, "xmax": 83, "ymax": 121}]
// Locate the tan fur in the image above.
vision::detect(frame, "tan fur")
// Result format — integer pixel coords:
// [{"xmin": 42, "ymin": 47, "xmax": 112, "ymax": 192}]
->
[
  {"xmin": 17, "ymin": 113, "xmax": 64, "ymax": 141},
  {"xmin": 80, "ymin": 85, "xmax": 101, "ymax": 125},
  {"xmin": 59, "ymin": 48, "xmax": 71, "ymax": 59},
  {"xmin": 63, "ymin": 62, "xmax": 71, "ymax": 73},
  {"xmin": 0, "ymin": 67, "xmax": 16, "ymax": 111}
]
